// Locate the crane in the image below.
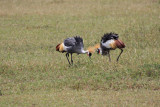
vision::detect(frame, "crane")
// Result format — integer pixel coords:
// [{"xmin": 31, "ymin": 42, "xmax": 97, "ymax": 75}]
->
[
  {"xmin": 56, "ymin": 36, "xmax": 92, "ymax": 65},
  {"xmin": 97, "ymin": 32, "xmax": 125, "ymax": 62},
  {"xmin": 88, "ymin": 32, "xmax": 125, "ymax": 62}
]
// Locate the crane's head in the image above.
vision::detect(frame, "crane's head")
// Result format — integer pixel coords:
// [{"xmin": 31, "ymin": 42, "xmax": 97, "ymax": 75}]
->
[
  {"xmin": 87, "ymin": 51, "xmax": 92, "ymax": 58},
  {"xmin": 96, "ymin": 48, "xmax": 101, "ymax": 54},
  {"xmin": 86, "ymin": 43, "xmax": 101, "ymax": 58},
  {"xmin": 87, "ymin": 46, "xmax": 97, "ymax": 58}
]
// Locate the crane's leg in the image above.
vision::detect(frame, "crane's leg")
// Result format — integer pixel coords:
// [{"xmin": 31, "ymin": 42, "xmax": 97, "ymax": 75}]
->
[
  {"xmin": 66, "ymin": 53, "xmax": 71, "ymax": 65},
  {"xmin": 108, "ymin": 50, "xmax": 111, "ymax": 62},
  {"xmin": 117, "ymin": 49, "xmax": 123, "ymax": 62},
  {"xmin": 70, "ymin": 53, "xmax": 73, "ymax": 65}
]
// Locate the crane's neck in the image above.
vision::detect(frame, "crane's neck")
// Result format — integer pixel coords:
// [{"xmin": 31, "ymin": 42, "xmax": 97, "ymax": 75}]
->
[
  {"xmin": 98, "ymin": 48, "xmax": 102, "ymax": 55},
  {"xmin": 81, "ymin": 49, "xmax": 92, "ymax": 58},
  {"xmin": 81, "ymin": 49, "xmax": 89, "ymax": 54}
]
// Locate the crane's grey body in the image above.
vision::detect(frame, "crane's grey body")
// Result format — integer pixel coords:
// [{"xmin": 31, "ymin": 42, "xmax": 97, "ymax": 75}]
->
[
  {"xmin": 64, "ymin": 36, "xmax": 86, "ymax": 54},
  {"xmin": 61, "ymin": 36, "xmax": 90, "ymax": 65}
]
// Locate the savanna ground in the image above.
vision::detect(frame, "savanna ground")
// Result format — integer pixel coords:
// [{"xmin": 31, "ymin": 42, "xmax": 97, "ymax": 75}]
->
[{"xmin": 0, "ymin": 0, "xmax": 160, "ymax": 106}]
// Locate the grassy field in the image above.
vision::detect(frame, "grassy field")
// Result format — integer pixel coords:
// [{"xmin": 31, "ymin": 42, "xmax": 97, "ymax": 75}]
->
[{"xmin": 0, "ymin": 0, "xmax": 160, "ymax": 106}]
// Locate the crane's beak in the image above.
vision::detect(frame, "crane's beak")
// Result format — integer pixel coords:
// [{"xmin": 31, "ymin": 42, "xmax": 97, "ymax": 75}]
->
[
  {"xmin": 88, "ymin": 52, "xmax": 92, "ymax": 59},
  {"xmin": 96, "ymin": 48, "xmax": 100, "ymax": 54}
]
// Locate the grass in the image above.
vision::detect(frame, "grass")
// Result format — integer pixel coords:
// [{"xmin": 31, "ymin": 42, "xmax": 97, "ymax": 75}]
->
[
  {"xmin": 0, "ymin": 89, "xmax": 160, "ymax": 106},
  {"xmin": 0, "ymin": 0, "xmax": 160, "ymax": 106}
]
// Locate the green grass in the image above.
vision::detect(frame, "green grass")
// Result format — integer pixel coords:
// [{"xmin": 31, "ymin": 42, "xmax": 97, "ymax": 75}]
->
[{"xmin": 0, "ymin": 0, "xmax": 160, "ymax": 106}]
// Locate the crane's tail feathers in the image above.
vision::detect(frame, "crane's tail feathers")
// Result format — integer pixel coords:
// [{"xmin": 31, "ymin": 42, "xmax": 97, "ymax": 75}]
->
[
  {"xmin": 87, "ymin": 43, "xmax": 100, "ymax": 53},
  {"xmin": 56, "ymin": 43, "xmax": 61, "ymax": 51},
  {"xmin": 115, "ymin": 40, "xmax": 125, "ymax": 48}
]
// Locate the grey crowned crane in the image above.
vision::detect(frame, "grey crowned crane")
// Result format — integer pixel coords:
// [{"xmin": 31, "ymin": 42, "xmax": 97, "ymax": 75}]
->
[
  {"xmin": 96, "ymin": 32, "xmax": 125, "ymax": 62},
  {"xmin": 56, "ymin": 36, "xmax": 92, "ymax": 65}
]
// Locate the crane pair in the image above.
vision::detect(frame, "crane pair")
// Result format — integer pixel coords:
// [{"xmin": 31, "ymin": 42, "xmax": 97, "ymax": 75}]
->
[{"xmin": 56, "ymin": 32, "xmax": 125, "ymax": 65}]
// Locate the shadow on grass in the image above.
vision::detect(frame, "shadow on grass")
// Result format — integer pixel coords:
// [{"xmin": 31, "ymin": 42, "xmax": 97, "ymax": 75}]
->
[
  {"xmin": 141, "ymin": 64, "xmax": 160, "ymax": 78},
  {"xmin": 69, "ymin": 63, "xmax": 160, "ymax": 91},
  {"xmin": 127, "ymin": 63, "xmax": 160, "ymax": 79}
]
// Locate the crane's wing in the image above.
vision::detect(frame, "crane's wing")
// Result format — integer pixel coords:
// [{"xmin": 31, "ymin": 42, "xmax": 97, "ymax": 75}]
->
[
  {"xmin": 64, "ymin": 37, "xmax": 76, "ymax": 46},
  {"xmin": 64, "ymin": 36, "xmax": 84, "ymax": 49},
  {"xmin": 74, "ymin": 36, "xmax": 84, "ymax": 48}
]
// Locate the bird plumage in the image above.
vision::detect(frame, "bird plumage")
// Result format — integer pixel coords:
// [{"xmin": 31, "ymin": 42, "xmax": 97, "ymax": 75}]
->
[
  {"xmin": 88, "ymin": 32, "xmax": 125, "ymax": 62},
  {"xmin": 101, "ymin": 32, "xmax": 119, "ymax": 43},
  {"xmin": 63, "ymin": 36, "xmax": 85, "ymax": 54},
  {"xmin": 100, "ymin": 33, "xmax": 119, "ymax": 51},
  {"xmin": 56, "ymin": 36, "xmax": 92, "ymax": 65},
  {"xmin": 100, "ymin": 32, "xmax": 125, "ymax": 61}
]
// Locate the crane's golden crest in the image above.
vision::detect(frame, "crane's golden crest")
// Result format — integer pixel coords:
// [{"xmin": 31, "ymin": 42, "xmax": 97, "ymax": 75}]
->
[
  {"xmin": 87, "ymin": 44, "xmax": 100, "ymax": 53},
  {"xmin": 94, "ymin": 44, "xmax": 100, "ymax": 49},
  {"xmin": 87, "ymin": 47, "xmax": 95, "ymax": 53}
]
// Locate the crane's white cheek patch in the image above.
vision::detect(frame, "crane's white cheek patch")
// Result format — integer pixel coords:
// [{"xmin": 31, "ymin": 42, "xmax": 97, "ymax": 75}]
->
[{"xmin": 102, "ymin": 40, "xmax": 115, "ymax": 48}]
